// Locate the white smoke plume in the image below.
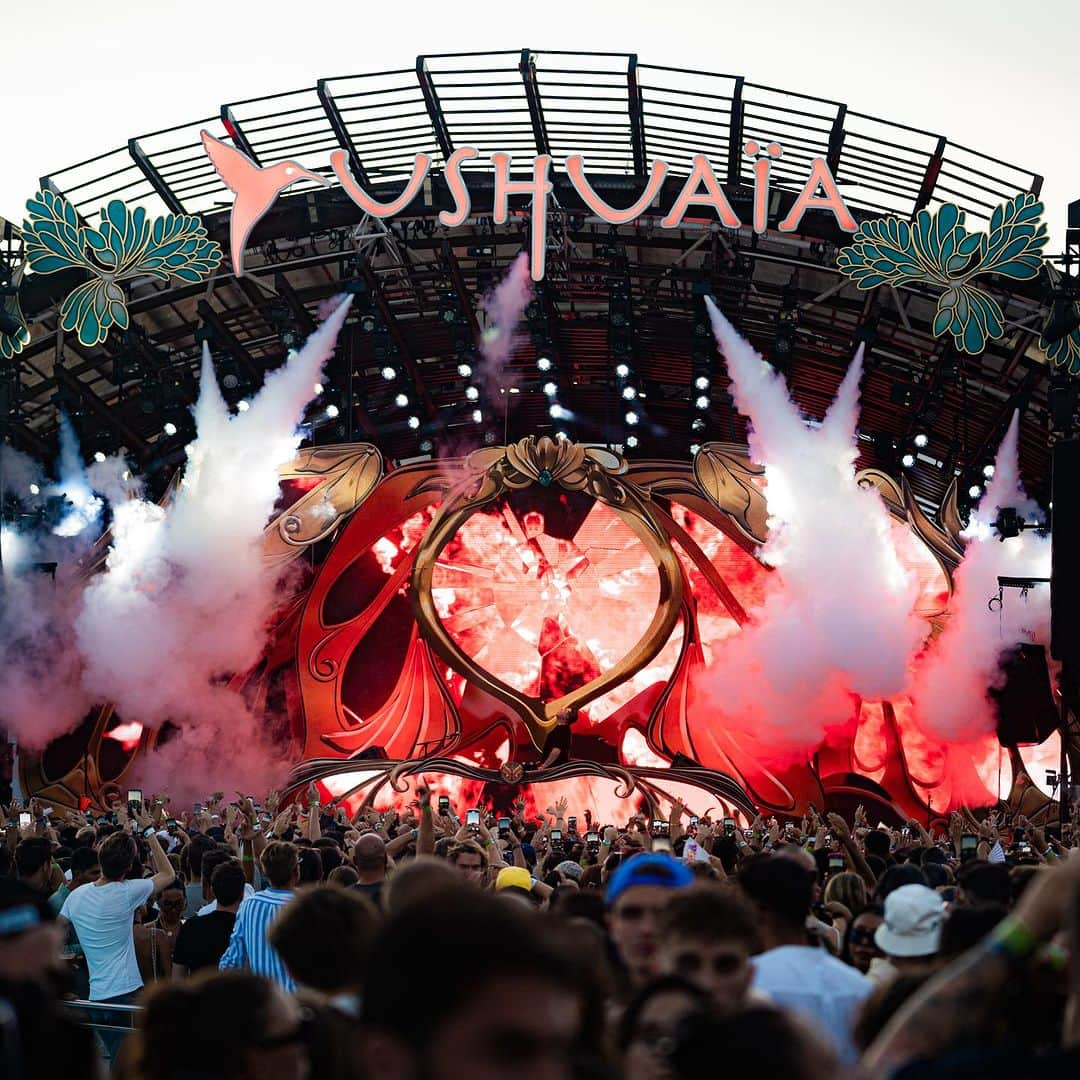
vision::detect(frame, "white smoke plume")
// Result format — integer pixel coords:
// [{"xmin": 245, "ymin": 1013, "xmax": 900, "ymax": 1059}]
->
[
  {"xmin": 476, "ymin": 251, "xmax": 532, "ymax": 398},
  {"xmin": 912, "ymin": 412, "xmax": 1051, "ymax": 742},
  {"xmin": 694, "ymin": 299, "xmax": 925, "ymax": 760},
  {"xmin": 52, "ymin": 411, "xmax": 103, "ymax": 537},
  {"xmin": 0, "ymin": 298, "xmax": 352, "ymax": 794}
]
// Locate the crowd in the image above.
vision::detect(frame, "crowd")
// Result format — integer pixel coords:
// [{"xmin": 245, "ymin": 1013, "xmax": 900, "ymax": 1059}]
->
[{"xmin": 1, "ymin": 781, "xmax": 1079, "ymax": 1079}]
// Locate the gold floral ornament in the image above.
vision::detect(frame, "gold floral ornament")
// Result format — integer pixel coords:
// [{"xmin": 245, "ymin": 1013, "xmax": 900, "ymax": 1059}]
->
[
  {"xmin": 411, "ymin": 436, "xmax": 684, "ymax": 750},
  {"xmin": 692, "ymin": 442, "xmax": 769, "ymax": 544}
]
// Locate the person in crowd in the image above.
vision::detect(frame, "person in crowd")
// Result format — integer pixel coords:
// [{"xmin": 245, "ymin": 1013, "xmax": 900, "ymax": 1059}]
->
[
  {"xmin": 359, "ymin": 888, "xmax": 595, "ymax": 1079},
  {"xmin": 125, "ymin": 970, "xmax": 308, "ymax": 1080},
  {"xmin": 219, "ymin": 841, "xmax": 299, "ymax": 991},
  {"xmin": 350, "ymin": 833, "xmax": 388, "ymax": 905},
  {"xmin": 49, "ymin": 846, "xmax": 100, "ymax": 914},
  {"xmin": 738, "ymin": 853, "xmax": 872, "ymax": 1065},
  {"xmin": 938, "ymin": 901, "xmax": 1007, "ymax": 960},
  {"xmin": 326, "ymin": 864, "xmax": 359, "ymax": 888},
  {"xmin": 196, "ymin": 847, "xmax": 256, "ymax": 915},
  {"xmin": 618, "ymin": 976, "xmax": 711, "ymax": 1080},
  {"xmin": 871, "ymin": 883, "xmax": 945, "ymax": 984},
  {"xmin": 182, "ymin": 835, "xmax": 215, "ymax": 918},
  {"xmin": 134, "ymin": 878, "xmax": 184, "ymax": 984},
  {"xmin": 0, "ymin": 878, "xmax": 100, "ymax": 1080},
  {"xmin": 654, "ymin": 886, "xmax": 758, "ymax": 1012},
  {"xmin": 14, "ymin": 837, "xmax": 55, "ymax": 896},
  {"xmin": 842, "ymin": 902, "xmax": 884, "ymax": 974},
  {"xmin": 606, "ymin": 852, "xmax": 694, "ymax": 992},
  {"xmin": 446, "ymin": 839, "xmax": 487, "ymax": 885},
  {"xmin": 171, "ymin": 860, "xmax": 245, "ymax": 976}
]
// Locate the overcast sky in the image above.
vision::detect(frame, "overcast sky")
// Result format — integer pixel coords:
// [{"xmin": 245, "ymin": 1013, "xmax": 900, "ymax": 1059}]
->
[{"xmin": 2, "ymin": 0, "xmax": 1077, "ymax": 246}]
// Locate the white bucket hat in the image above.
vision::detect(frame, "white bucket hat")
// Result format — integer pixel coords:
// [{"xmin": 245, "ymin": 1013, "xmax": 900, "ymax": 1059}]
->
[{"xmin": 875, "ymin": 884, "xmax": 944, "ymax": 957}]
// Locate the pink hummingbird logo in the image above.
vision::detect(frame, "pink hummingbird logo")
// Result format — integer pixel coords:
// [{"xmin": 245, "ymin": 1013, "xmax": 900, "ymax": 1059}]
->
[{"xmin": 201, "ymin": 130, "xmax": 329, "ymax": 277}]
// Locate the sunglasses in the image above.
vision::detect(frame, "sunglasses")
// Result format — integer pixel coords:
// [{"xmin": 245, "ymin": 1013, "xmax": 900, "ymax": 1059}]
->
[{"xmin": 849, "ymin": 927, "xmax": 878, "ymax": 945}]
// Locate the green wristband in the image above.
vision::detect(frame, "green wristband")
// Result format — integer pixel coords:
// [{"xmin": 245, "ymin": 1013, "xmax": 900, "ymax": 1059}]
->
[{"xmin": 989, "ymin": 916, "xmax": 1038, "ymax": 962}]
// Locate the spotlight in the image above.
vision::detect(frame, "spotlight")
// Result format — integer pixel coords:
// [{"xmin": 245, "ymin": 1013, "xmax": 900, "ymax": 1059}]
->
[
  {"xmin": 550, "ymin": 403, "xmax": 569, "ymax": 419},
  {"xmin": 694, "ymin": 376, "xmax": 710, "ymax": 390},
  {"xmin": 163, "ymin": 422, "xmax": 178, "ymax": 436},
  {"xmin": 360, "ymin": 314, "xmax": 376, "ymax": 333},
  {"xmin": 472, "ymin": 408, "xmax": 482, "ymax": 423},
  {"xmin": 913, "ymin": 432, "xmax": 929, "ymax": 448},
  {"xmin": 690, "ymin": 443, "xmax": 701, "ymax": 455},
  {"xmin": 622, "ymin": 386, "xmax": 637, "ymax": 400},
  {"xmin": 625, "ymin": 433, "xmax": 639, "ymax": 448},
  {"xmin": 968, "ymin": 484, "xmax": 982, "ymax": 499},
  {"xmin": 419, "ymin": 439, "xmax": 433, "ymax": 452},
  {"xmin": 325, "ymin": 404, "xmax": 340, "ymax": 419},
  {"xmin": 537, "ymin": 356, "xmax": 552, "ymax": 372},
  {"xmin": 694, "ymin": 395, "xmax": 710, "ymax": 410},
  {"xmin": 407, "ymin": 415, "xmax": 420, "ymax": 430},
  {"xmin": 901, "ymin": 452, "xmax": 915, "ymax": 469},
  {"xmin": 983, "ymin": 463, "xmax": 995, "ymax": 479},
  {"xmin": 625, "ymin": 410, "xmax": 639, "ymax": 426},
  {"xmin": 395, "ymin": 393, "xmax": 409, "ymax": 407},
  {"xmin": 465, "ymin": 386, "xmax": 480, "ymax": 401},
  {"xmin": 222, "ymin": 373, "xmax": 240, "ymax": 391},
  {"xmin": 236, "ymin": 400, "xmax": 250, "ymax": 412},
  {"xmin": 543, "ymin": 381, "xmax": 558, "ymax": 397},
  {"xmin": 381, "ymin": 366, "xmax": 396, "ymax": 381},
  {"xmin": 28, "ymin": 483, "xmax": 40, "ymax": 496},
  {"xmin": 313, "ymin": 383, "xmax": 324, "ymax": 396},
  {"xmin": 91, "ymin": 450, "xmax": 105, "ymax": 463},
  {"xmin": 615, "ymin": 363, "xmax": 630, "ymax": 378},
  {"xmin": 691, "ymin": 417, "xmax": 705, "ymax": 433},
  {"xmin": 457, "ymin": 363, "xmax": 473, "ymax": 378},
  {"xmin": 555, "ymin": 430, "xmax": 569, "ymax": 441}
]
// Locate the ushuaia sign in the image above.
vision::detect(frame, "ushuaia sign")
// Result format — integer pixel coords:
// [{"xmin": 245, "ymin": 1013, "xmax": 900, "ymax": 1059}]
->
[{"xmin": 201, "ymin": 132, "xmax": 857, "ymax": 281}]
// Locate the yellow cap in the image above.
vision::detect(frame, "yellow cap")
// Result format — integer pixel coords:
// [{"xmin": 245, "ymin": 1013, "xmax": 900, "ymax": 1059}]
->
[{"xmin": 495, "ymin": 866, "xmax": 533, "ymax": 892}]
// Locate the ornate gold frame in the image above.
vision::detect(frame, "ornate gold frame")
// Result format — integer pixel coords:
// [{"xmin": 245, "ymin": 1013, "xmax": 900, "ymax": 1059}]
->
[{"xmin": 411, "ymin": 436, "xmax": 683, "ymax": 750}]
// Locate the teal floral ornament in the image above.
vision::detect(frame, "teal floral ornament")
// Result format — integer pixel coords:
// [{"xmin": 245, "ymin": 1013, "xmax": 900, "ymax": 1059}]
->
[
  {"xmin": 1039, "ymin": 307, "xmax": 1080, "ymax": 375},
  {"xmin": 22, "ymin": 191, "xmax": 221, "ymax": 347},
  {"xmin": 837, "ymin": 194, "xmax": 1047, "ymax": 355}
]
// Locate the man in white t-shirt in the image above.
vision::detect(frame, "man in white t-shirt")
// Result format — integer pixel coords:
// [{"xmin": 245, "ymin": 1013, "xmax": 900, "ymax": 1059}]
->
[
  {"xmin": 740, "ymin": 853, "xmax": 872, "ymax": 1067},
  {"xmin": 59, "ymin": 829, "xmax": 175, "ymax": 1001}
]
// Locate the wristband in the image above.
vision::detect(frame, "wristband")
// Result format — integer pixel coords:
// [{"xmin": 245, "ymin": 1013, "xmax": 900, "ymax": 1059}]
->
[{"xmin": 989, "ymin": 916, "xmax": 1038, "ymax": 962}]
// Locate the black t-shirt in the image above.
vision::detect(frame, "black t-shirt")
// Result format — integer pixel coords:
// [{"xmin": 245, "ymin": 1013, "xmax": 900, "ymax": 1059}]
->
[
  {"xmin": 351, "ymin": 882, "xmax": 384, "ymax": 905},
  {"xmin": 171, "ymin": 910, "xmax": 236, "ymax": 973},
  {"xmin": 544, "ymin": 724, "xmax": 572, "ymax": 765}
]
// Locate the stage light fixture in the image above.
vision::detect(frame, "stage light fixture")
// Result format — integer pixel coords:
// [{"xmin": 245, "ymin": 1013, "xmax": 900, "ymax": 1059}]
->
[
  {"xmin": 222, "ymin": 373, "xmax": 240, "ymax": 391},
  {"xmin": 550, "ymin": 403, "xmax": 570, "ymax": 420},
  {"xmin": 983, "ymin": 463, "xmax": 995, "ymax": 479},
  {"xmin": 163, "ymin": 422, "xmax": 178, "ymax": 436},
  {"xmin": 543, "ymin": 381, "xmax": 558, "ymax": 397},
  {"xmin": 622, "ymin": 386, "xmax": 637, "ymax": 400},
  {"xmin": 472, "ymin": 408, "xmax": 483, "ymax": 423},
  {"xmin": 395, "ymin": 393, "xmax": 409, "ymax": 407},
  {"xmin": 93, "ymin": 450, "xmax": 106, "ymax": 464},
  {"xmin": 913, "ymin": 432, "xmax": 929, "ymax": 448},
  {"xmin": 465, "ymin": 386, "xmax": 479, "ymax": 401},
  {"xmin": 696, "ymin": 395, "xmax": 711, "ymax": 410},
  {"xmin": 360, "ymin": 314, "xmax": 377, "ymax": 333},
  {"xmin": 691, "ymin": 417, "xmax": 705, "ymax": 433},
  {"xmin": 537, "ymin": 356, "xmax": 552, "ymax": 371},
  {"xmin": 237, "ymin": 400, "xmax": 250, "ymax": 412},
  {"xmin": 625, "ymin": 410, "xmax": 639, "ymax": 425},
  {"xmin": 381, "ymin": 366, "xmax": 397, "ymax": 381},
  {"xmin": 615, "ymin": 363, "xmax": 630, "ymax": 378},
  {"xmin": 968, "ymin": 484, "xmax": 982, "ymax": 499},
  {"xmin": 457, "ymin": 362, "xmax": 473, "ymax": 378},
  {"xmin": 29, "ymin": 483, "xmax": 39, "ymax": 496},
  {"xmin": 690, "ymin": 443, "xmax": 701, "ymax": 455},
  {"xmin": 406, "ymin": 415, "xmax": 420, "ymax": 429},
  {"xmin": 326, "ymin": 404, "xmax": 340, "ymax": 419},
  {"xmin": 901, "ymin": 452, "xmax": 915, "ymax": 468},
  {"xmin": 625, "ymin": 433, "xmax": 639, "ymax": 448},
  {"xmin": 313, "ymin": 383, "xmax": 324, "ymax": 396},
  {"xmin": 694, "ymin": 376, "xmax": 710, "ymax": 390}
]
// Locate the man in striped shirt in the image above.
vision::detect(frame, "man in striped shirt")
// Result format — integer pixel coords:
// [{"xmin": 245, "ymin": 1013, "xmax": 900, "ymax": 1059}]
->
[{"xmin": 219, "ymin": 840, "xmax": 298, "ymax": 991}]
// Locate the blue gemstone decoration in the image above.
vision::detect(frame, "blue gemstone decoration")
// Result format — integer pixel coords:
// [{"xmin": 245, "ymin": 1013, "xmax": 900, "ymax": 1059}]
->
[{"xmin": 538, "ymin": 468, "xmax": 553, "ymax": 487}]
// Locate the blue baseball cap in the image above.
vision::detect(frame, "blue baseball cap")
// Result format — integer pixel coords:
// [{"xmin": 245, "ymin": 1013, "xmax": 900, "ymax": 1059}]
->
[{"xmin": 605, "ymin": 852, "xmax": 694, "ymax": 908}]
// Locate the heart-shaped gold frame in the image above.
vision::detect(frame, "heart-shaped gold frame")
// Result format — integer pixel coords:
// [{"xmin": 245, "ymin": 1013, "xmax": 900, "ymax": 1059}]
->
[{"xmin": 411, "ymin": 436, "xmax": 683, "ymax": 751}]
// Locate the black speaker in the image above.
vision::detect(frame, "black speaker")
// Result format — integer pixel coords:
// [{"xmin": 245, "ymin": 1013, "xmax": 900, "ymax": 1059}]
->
[
  {"xmin": 991, "ymin": 643, "xmax": 1059, "ymax": 746},
  {"xmin": 1051, "ymin": 439, "xmax": 1080, "ymax": 668}
]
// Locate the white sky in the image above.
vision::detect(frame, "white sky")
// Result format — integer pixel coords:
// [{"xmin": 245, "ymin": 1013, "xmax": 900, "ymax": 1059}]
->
[{"xmin": 1, "ymin": 0, "xmax": 1077, "ymax": 246}]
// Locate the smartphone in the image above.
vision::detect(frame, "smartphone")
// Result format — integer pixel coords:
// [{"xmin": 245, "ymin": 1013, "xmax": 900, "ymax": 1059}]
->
[
  {"xmin": 585, "ymin": 831, "xmax": 599, "ymax": 844},
  {"xmin": 567, "ymin": 816, "xmax": 577, "ymax": 831},
  {"xmin": 784, "ymin": 822, "xmax": 796, "ymax": 837},
  {"xmin": 550, "ymin": 829, "xmax": 563, "ymax": 842},
  {"xmin": 127, "ymin": 789, "xmax": 143, "ymax": 808},
  {"xmin": 439, "ymin": 796, "xmax": 450, "ymax": 814},
  {"xmin": 960, "ymin": 834, "xmax": 978, "ymax": 853},
  {"xmin": 253, "ymin": 823, "xmax": 263, "ymax": 833},
  {"xmin": 690, "ymin": 816, "xmax": 699, "ymax": 828},
  {"xmin": 498, "ymin": 817, "xmax": 510, "ymax": 834},
  {"xmin": 466, "ymin": 809, "xmax": 480, "ymax": 828},
  {"xmin": 651, "ymin": 820, "xmax": 670, "ymax": 837},
  {"xmin": 828, "ymin": 854, "xmax": 845, "ymax": 871},
  {"xmin": 19, "ymin": 812, "xmax": 31, "ymax": 829},
  {"xmin": 724, "ymin": 817, "xmax": 735, "ymax": 835}
]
